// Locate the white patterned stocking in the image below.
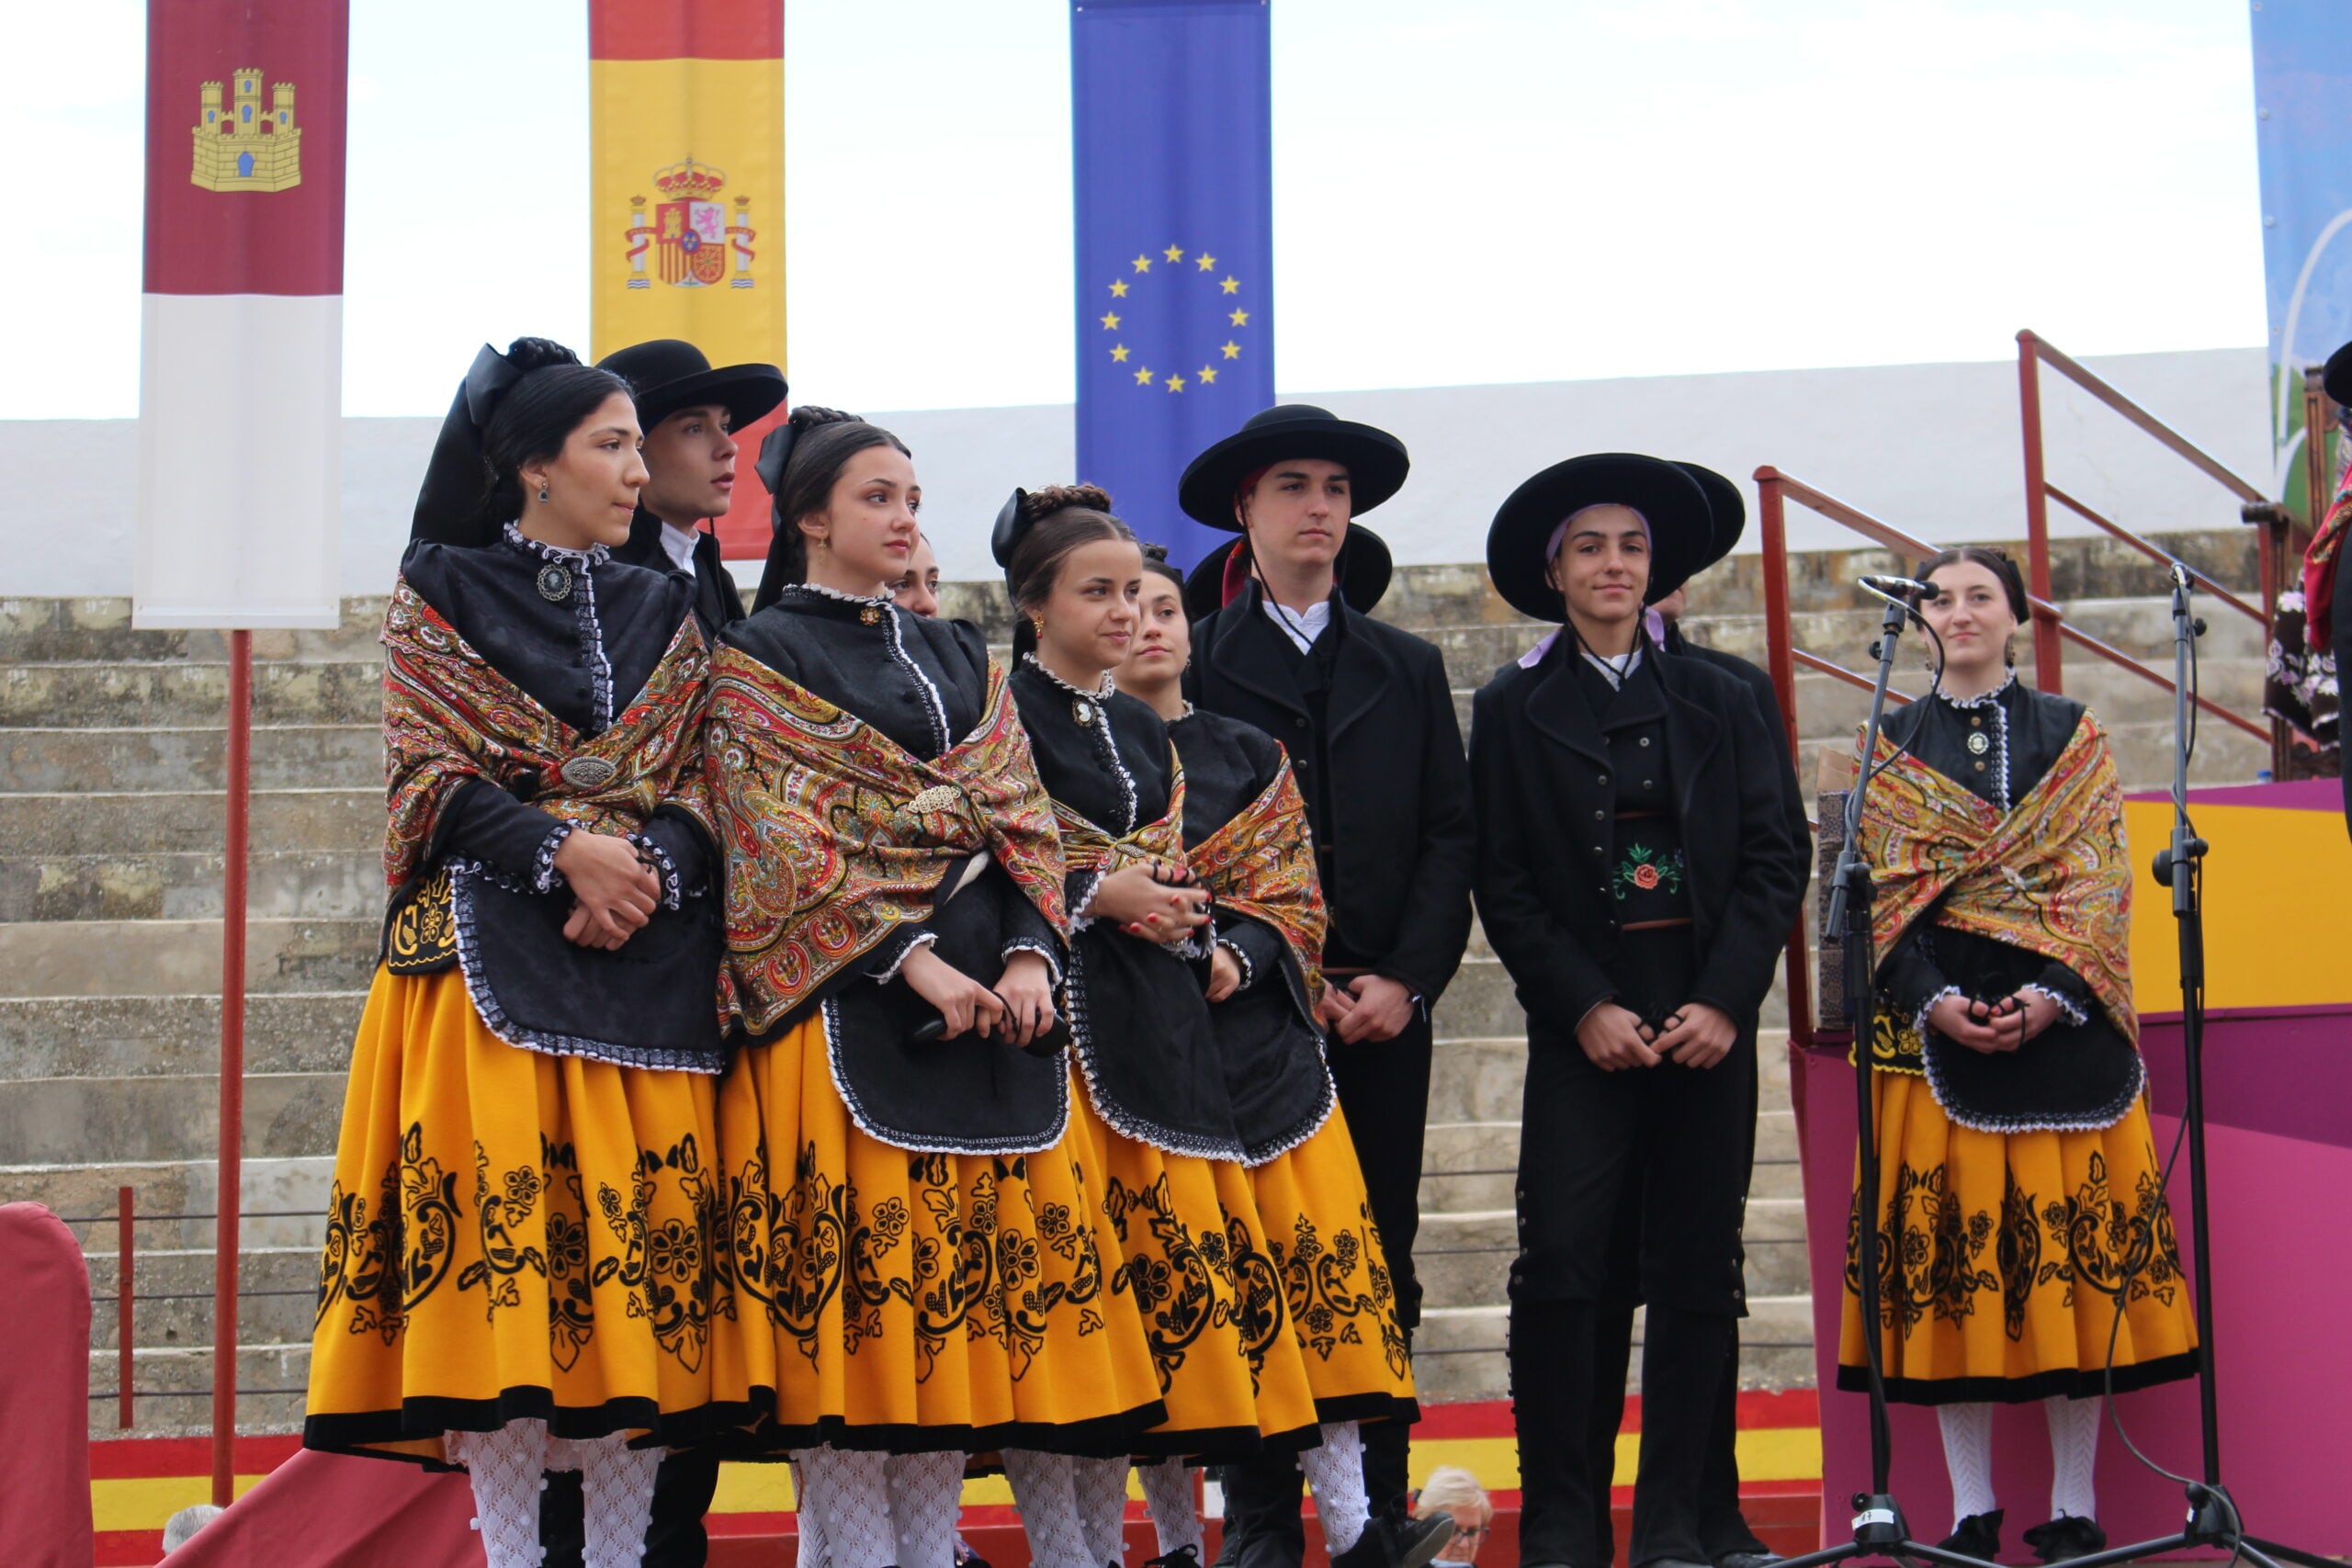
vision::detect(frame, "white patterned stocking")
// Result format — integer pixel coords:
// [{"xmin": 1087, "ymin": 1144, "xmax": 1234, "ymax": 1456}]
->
[
  {"xmin": 1135, "ymin": 1459, "xmax": 1204, "ymax": 1557},
  {"xmin": 447, "ymin": 1419, "xmax": 551, "ymax": 1568},
  {"xmin": 1003, "ymin": 1449, "xmax": 1093, "ymax": 1568},
  {"xmin": 2045, "ymin": 1396, "xmax": 2100, "ymax": 1522},
  {"xmin": 797, "ymin": 1446, "xmax": 899, "ymax": 1568},
  {"xmin": 1300, "ymin": 1423, "xmax": 1369, "ymax": 1556},
  {"xmin": 888, "ymin": 1450, "xmax": 967, "ymax": 1568},
  {"xmin": 1938, "ymin": 1402, "xmax": 1997, "ymax": 1523},
  {"xmin": 1071, "ymin": 1455, "xmax": 1133, "ymax": 1565}
]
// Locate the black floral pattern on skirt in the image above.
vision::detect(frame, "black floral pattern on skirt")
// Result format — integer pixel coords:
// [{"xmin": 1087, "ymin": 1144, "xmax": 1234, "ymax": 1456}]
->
[
  {"xmin": 1848, "ymin": 1151, "xmax": 2187, "ymax": 1342},
  {"xmin": 1267, "ymin": 1197, "xmax": 1409, "ymax": 1379},
  {"xmin": 1102, "ymin": 1172, "xmax": 1287, "ymax": 1396}
]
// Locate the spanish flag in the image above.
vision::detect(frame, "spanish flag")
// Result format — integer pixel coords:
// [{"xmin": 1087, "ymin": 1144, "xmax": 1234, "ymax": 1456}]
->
[
  {"xmin": 136, "ymin": 0, "xmax": 349, "ymax": 627},
  {"xmin": 590, "ymin": 2, "xmax": 786, "ymax": 560}
]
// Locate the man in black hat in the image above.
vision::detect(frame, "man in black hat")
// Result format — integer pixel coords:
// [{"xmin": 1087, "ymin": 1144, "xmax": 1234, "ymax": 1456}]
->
[
  {"xmin": 1180, "ymin": 405, "xmax": 1477, "ymax": 1568},
  {"xmin": 1577, "ymin": 466, "xmax": 1804, "ymax": 1568},
  {"xmin": 596, "ymin": 338, "xmax": 788, "ymax": 640}
]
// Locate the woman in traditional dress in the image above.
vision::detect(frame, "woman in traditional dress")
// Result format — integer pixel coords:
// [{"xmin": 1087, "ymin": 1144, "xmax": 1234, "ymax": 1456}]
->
[
  {"xmin": 1114, "ymin": 547, "xmax": 1441, "ymax": 1568},
  {"xmin": 1841, "ymin": 545, "xmax": 2199, "ymax": 1564},
  {"xmin": 1472, "ymin": 455, "xmax": 1807, "ymax": 1568},
  {"xmin": 701, "ymin": 410, "xmax": 1166, "ymax": 1568},
  {"xmin": 992, "ymin": 486, "xmax": 1431, "ymax": 1568},
  {"xmin": 306, "ymin": 338, "xmax": 730, "ymax": 1568}
]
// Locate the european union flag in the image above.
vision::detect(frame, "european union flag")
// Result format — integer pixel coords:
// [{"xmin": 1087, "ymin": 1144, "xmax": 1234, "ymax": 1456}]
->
[{"xmin": 1071, "ymin": 0, "xmax": 1274, "ymax": 569}]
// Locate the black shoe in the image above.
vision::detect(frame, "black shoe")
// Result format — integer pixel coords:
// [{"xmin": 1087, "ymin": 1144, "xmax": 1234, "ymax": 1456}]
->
[
  {"xmin": 1395, "ymin": 1516, "xmax": 1458, "ymax": 1568},
  {"xmin": 2022, "ymin": 1516, "xmax": 2106, "ymax": 1564},
  {"xmin": 1937, "ymin": 1511, "xmax": 2003, "ymax": 1562},
  {"xmin": 1718, "ymin": 1555, "xmax": 1784, "ymax": 1568},
  {"xmin": 1144, "ymin": 1551, "xmax": 1202, "ymax": 1568}
]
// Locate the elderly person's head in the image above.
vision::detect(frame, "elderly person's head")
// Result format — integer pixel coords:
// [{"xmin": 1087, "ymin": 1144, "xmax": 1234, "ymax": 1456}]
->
[
  {"xmin": 1413, "ymin": 1466, "xmax": 1493, "ymax": 1562},
  {"xmin": 162, "ymin": 1502, "xmax": 224, "ymax": 1552}
]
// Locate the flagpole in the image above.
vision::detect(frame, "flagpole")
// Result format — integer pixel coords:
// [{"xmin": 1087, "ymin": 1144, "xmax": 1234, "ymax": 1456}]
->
[{"xmin": 212, "ymin": 627, "xmax": 251, "ymax": 1507}]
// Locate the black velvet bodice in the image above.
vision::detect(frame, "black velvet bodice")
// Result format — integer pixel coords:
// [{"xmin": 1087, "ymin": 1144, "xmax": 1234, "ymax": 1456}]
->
[
  {"xmin": 722, "ymin": 584, "xmax": 988, "ymax": 757},
  {"xmin": 1881, "ymin": 674, "xmax": 2084, "ymax": 815}
]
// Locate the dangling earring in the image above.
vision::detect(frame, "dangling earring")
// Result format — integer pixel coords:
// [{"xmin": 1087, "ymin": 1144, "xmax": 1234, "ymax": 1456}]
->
[
  {"xmin": 1030, "ymin": 614, "xmax": 1046, "ymax": 640},
  {"xmin": 536, "ymin": 482, "xmax": 549, "ymax": 503}
]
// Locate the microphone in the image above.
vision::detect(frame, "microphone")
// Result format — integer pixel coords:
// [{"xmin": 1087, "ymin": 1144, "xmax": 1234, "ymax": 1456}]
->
[{"xmin": 1859, "ymin": 574, "xmax": 1936, "ymax": 601}]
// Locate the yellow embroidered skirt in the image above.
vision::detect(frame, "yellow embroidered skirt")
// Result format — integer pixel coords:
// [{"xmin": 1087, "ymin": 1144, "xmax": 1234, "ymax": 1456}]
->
[
  {"xmin": 709, "ymin": 1018, "xmax": 1168, "ymax": 1455},
  {"xmin": 1838, "ymin": 1072, "xmax": 2200, "ymax": 1404},
  {"xmin": 1250, "ymin": 1107, "xmax": 1418, "ymax": 1427},
  {"xmin": 1069, "ymin": 1095, "xmax": 1323, "ymax": 1457},
  {"xmin": 305, "ymin": 965, "xmax": 726, "ymax": 1465}
]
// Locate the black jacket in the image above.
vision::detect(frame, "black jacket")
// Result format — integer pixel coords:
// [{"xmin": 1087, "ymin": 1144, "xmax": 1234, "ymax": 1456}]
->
[
  {"xmin": 1182, "ymin": 582, "xmax": 1476, "ymax": 1003},
  {"xmin": 1662, "ymin": 625, "xmax": 1812, "ymax": 912},
  {"xmin": 616, "ymin": 508, "xmax": 746, "ymax": 642},
  {"xmin": 1471, "ymin": 639, "xmax": 1806, "ymax": 1034}
]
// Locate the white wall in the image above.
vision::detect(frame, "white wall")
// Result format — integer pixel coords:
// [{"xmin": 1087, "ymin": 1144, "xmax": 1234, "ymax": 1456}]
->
[{"xmin": 0, "ymin": 346, "xmax": 2270, "ymax": 598}]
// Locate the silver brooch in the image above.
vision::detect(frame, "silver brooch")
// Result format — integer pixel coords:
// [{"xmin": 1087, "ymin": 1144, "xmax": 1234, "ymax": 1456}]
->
[
  {"xmin": 1073, "ymin": 700, "xmax": 1095, "ymax": 726},
  {"xmin": 536, "ymin": 563, "xmax": 573, "ymax": 602},
  {"xmin": 1965, "ymin": 731, "xmax": 1991, "ymax": 755},
  {"xmin": 560, "ymin": 756, "xmax": 618, "ymax": 789}
]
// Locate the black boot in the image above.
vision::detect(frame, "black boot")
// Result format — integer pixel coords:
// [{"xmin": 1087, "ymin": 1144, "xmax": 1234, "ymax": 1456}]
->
[
  {"xmin": 1329, "ymin": 1513, "xmax": 1456, "ymax": 1568},
  {"xmin": 1938, "ymin": 1510, "xmax": 2003, "ymax": 1561},
  {"xmin": 2022, "ymin": 1516, "xmax": 2106, "ymax": 1563}
]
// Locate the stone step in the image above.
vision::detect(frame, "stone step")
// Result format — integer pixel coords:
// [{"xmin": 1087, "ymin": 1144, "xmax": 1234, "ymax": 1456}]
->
[
  {"xmin": 0, "ymin": 725, "xmax": 380, "ymax": 794},
  {"xmin": 0, "ymin": 1155, "xmax": 334, "ymax": 1250},
  {"xmin": 0, "ymin": 598, "xmax": 389, "ymax": 664},
  {"xmin": 86, "ymin": 1340, "xmax": 311, "ymax": 1439},
  {"xmin": 0, "ymin": 849, "xmax": 382, "ymax": 923},
  {"xmin": 1415, "ymin": 1196, "xmax": 1812, "ymax": 1312},
  {"xmin": 0, "ymin": 660, "xmax": 385, "ymax": 728},
  {"xmin": 1411, "ymin": 1294, "xmax": 1818, "ymax": 1403},
  {"xmin": 0, "ymin": 1071, "xmax": 344, "ymax": 1165},
  {"xmin": 1415, "ymin": 1104, "xmax": 1801, "ymax": 1218},
  {"xmin": 0, "ymin": 917, "xmax": 379, "ymax": 998},
  {"xmin": 0, "ymin": 992, "xmax": 365, "ymax": 1081},
  {"xmin": 0, "ymin": 788, "xmax": 379, "ymax": 859},
  {"xmin": 84, "ymin": 1246, "xmax": 322, "ymax": 1355}
]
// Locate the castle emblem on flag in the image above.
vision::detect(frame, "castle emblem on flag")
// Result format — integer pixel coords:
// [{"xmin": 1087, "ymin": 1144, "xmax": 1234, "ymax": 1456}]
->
[
  {"xmin": 189, "ymin": 68, "xmax": 302, "ymax": 193},
  {"xmin": 623, "ymin": 158, "xmax": 757, "ymax": 290}
]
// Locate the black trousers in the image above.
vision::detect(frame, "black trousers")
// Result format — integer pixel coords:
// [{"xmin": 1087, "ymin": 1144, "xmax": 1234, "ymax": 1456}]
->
[
  {"xmin": 1215, "ymin": 1006, "xmax": 1433, "ymax": 1568},
  {"xmin": 539, "ymin": 1447, "xmax": 722, "ymax": 1567},
  {"xmin": 1512, "ymin": 1300, "xmax": 1736, "ymax": 1568},
  {"xmin": 1583, "ymin": 1307, "xmax": 1771, "ymax": 1567}
]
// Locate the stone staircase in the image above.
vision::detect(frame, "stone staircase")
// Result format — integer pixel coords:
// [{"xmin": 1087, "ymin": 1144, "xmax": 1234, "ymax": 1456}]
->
[{"xmin": 0, "ymin": 528, "xmax": 2271, "ymax": 1435}]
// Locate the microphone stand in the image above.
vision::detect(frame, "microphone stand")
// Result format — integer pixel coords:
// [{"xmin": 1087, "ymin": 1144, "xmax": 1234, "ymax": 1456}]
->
[
  {"xmin": 2056, "ymin": 565, "xmax": 2333, "ymax": 1568},
  {"xmin": 1780, "ymin": 589, "xmax": 1993, "ymax": 1568}
]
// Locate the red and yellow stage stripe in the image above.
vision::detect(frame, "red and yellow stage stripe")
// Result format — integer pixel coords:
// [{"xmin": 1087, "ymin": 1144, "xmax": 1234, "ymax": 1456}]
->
[{"xmin": 590, "ymin": 1, "xmax": 786, "ymax": 560}]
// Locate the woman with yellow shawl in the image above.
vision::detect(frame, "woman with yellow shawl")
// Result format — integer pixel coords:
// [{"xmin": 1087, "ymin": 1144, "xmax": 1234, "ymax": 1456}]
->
[{"xmin": 1843, "ymin": 546, "xmax": 2199, "ymax": 1566}]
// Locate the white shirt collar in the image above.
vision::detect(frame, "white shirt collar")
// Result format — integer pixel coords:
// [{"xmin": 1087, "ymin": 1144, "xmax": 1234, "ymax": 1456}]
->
[
  {"xmin": 1260, "ymin": 594, "xmax": 1332, "ymax": 654},
  {"xmin": 658, "ymin": 521, "xmax": 700, "ymax": 575}
]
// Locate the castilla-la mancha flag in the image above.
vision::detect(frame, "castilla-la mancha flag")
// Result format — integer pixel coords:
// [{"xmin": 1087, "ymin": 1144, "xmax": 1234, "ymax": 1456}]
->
[
  {"xmin": 136, "ymin": 0, "xmax": 348, "ymax": 628},
  {"xmin": 590, "ymin": 1, "xmax": 786, "ymax": 562}
]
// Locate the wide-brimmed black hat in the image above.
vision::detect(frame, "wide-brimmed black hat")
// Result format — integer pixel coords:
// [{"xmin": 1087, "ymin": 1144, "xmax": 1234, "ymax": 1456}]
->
[
  {"xmin": 2325, "ymin": 341, "xmax": 2352, "ymax": 410},
  {"xmin": 1182, "ymin": 528, "xmax": 1394, "ymax": 621},
  {"xmin": 1674, "ymin": 461, "xmax": 1747, "ymax": 571},
  {"xmin": 596, "ymin": 339, "xmax": 786, "ymax": 431},
  {"xmin": 1486, "ymin": 453, "xmax": 1716, "ymax": 622},
  {"xmin": 1178, "ymin": 404, "xmax": 1409, "ymax": 529}
]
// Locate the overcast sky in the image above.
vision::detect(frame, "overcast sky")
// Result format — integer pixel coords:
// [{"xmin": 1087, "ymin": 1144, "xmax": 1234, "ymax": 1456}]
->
[{"xmin": 6, "ymin": 0, "xmax": 2265, "ymax": 421}]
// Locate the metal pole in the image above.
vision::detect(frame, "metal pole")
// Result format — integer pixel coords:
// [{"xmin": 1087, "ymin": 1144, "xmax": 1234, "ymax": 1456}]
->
[
  {"xmin": 2016, "ymin": 331, "xmax": 2064, "ymax": 690},
  {"xmin": 1755, "ymin": 468, "xmax": 1815, "ymax": 1046},
  {"xmin": 118, "ymin": 1184, "xmax": 134, "ymax": 1431},
  {"xmin": 211, "ymin": 627, "xmax": 252, "ymax": 1508}
]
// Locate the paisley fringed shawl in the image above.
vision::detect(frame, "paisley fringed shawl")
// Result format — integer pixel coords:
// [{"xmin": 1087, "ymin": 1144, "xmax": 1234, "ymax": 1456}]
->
[
  {"xmin": 705, "ymin": 649, "xmax": 1068, "ymax": 1036},
  {"xmin": 380, "ymin": 580, "xmax": 715, "ymax": 890},
  {"xmin": 1183, "ymin": 756, "xmax": 1329, "ymax": 1010},
  {"xmin": 1860, "ymin": 711, "xmax": 2136, "ymax": 1051}
]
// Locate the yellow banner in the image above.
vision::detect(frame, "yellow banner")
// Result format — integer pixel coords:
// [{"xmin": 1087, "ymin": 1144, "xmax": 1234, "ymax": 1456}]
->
[{"xmin": 589, "ymin": 57, "xmax": 786, "ymax": 369}]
